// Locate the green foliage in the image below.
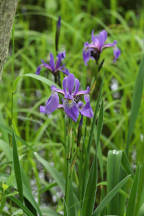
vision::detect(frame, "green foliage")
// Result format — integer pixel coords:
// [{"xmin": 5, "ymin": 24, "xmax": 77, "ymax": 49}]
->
[
  {"xmin": 35, "ymin": 152, "xmax": 65, "ymax": 193},
  {"xmin": 126, "ymin": 166, "xmax": 140, "ymax": 216},
  {"xmin": 0, "ymin": 0, "xmax": 144, "ymax": 215},
  {"xmin": 12, "ymin": 132, "xmax": 24, "ymax": 203},
  {"xmin": 82, "ymin": 157, "xmax": 97, "ymax": 216},
  {"xmin": 107, "ymin": 150, "xmax": 123, "ymax": 215},
  {"xmin": 93, "ymin": 175, "xmax": 131, "ymax": 215},
  {"xmin": 126, "ymin": 56, "xmax": 144, "ymax": 154}
]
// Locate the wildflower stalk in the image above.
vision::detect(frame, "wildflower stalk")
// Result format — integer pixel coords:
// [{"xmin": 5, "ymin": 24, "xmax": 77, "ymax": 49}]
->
[
  {"xmin": 54, "ymin": 73, "xmax": 58, "ymax": 85},
  {"xmin": 79, "ymin": 118, "xmax": 87, "ymax": 208},
  {"xmin": 55, "ymin": 16, "xmax": 61, "ymax": 54},
  {"xmin": 77, "ymin": 115, "xmax": 83, "ymax": 147},
  {"xmin": 81, "ymin": 78, "xmax": 103, "ymax": 201},
  {"xmin": 64, "ymin": 118, "xmax": 72, "ymax": 216},
  {"xmin": 55, "ymin": 16, "xmax": 61, "ymax": 87}
]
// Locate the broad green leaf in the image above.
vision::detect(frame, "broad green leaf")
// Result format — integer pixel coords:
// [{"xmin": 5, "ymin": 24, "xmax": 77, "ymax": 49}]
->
[
  {"xmin": 135, "ymin": 165, "xmax": 144, "ymax": 215},
  {"xmin": 21, "ymin": 168, "xmax": 42, "ymax": 216},
  {"xmin": 41, "ymin": 206, "xmax": 60, "ymax": 216},
  {"xmin": 35, "ymin": 152, "xmax": 65, "ymax": 193},
  {"xmin": 35, "ymin": 153, "xmax": 79, "ymax": 215},
  {"xmin": 95, "ymin": 101, "xmax": 104, "ymax": 206},
  {"xmin": 139, "ymin": 203, "xmax": 144, "ymax": 216},
  {"xmin": 121, "ymin": 151, "xmax": 133, "ymax": 175},
  {"xmin": 12, "ymin": 132, "xmax": 23, "ymax": 202},
  {"xmin": 126, "ymin": 56, "xmax": 144, "ymax": 154},
  {"xmin": 82, "ymin": 100, "xmax": 103, "ymax": 215},
  {"xmin": 126, "ymin": 166, "xmax": 140, "ymax": 216},
  {"xmin": 93, "ymin": 175, "xmax": 131, "ymax": 215},
  {"xmin": 33, "ymin": 119, "xmax": 51, "ymax": 142},
  {"xmin": 82, "ymin": 156, "xmax": 97, "ymax": 216},
  {"xmin": 0, "ymin": 123, "xmax": 28, "ymax": 146},
  {"xmin": 23, "ymin": 73, "xmax": 57, "ymax": 87},
  {"xmin": 0, "ymin": 111, "xmax": 9, "ymax": 143},
  {"xmin": 0, "ymin": 139, "xmax": 12, "ymax": 160},
  {"xmin": 9, "ymin": 196, "xmax": 35, "ymax": 216},
  {"xmin": 87, "ymin": 80, "xmax": 103, "ymax": 154},
  {"xmin": 13, "ymin": 73, "xmax": 58, "ymax": 92},
  {"xmin": 107, "ymin": 150, "xmax": 122, "ymax": 215},
  {"xmin": 3, "ymin": 165, "xmax": 42, "ymax": 216},
  {"xmin": 96, "ymin": 101, "xmax": 103, "ymax": 151},
  {"xmin": 66, "ymin": 180, "xmax": 76, "ymax": 216},
  {"xmin": 82, "ymin": 81, "xmax": 103, "ymax": 198}
]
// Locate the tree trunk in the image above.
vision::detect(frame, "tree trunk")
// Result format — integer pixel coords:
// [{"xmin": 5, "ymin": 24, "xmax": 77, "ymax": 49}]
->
[{"xmin": 0, "ymin": 0, "xmax": 18, "ymax": 78}]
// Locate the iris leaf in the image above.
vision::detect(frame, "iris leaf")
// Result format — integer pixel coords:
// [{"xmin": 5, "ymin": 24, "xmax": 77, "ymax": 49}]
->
[
  {"xmin": 9, "ymin": 196, "xmax": 35, "ymax": 216},
  {"xmin": 126, "ymin": 166, "xmax": 140, "ymax": 216},
  {"xmin": 126, "ymin": 56, "xmax": 144, "ymax": 154},
  {"xmin": 93, "ymin": 175, "xmax": 131, "ymax": 215},
  {"xmin": 12, "ymin": 131, "xmax": 23, "ymax": 203}
]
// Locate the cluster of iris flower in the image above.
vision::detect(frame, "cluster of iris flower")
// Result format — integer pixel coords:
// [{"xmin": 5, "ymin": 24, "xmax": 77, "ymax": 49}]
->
[
  {"xmin": 83, "ymin": 30, "xmax": 120, "ymax": 65},
  {"xmin": 36, "ymin": 30, "xmax": 120, "ymax": 122}
]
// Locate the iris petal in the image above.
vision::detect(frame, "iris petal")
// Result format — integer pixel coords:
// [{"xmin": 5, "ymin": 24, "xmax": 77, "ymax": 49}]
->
[
  {"xmin": 100, "ymin": 30, "xmax": 107, "ymax": 43},
  {"xmin": 67, "ymin": 73, "xmax": 75, "ymax": 94},
  {"xmin": 61, "ymin": 68, "xmax": 69, "ymax": 75},
  {"xmin": 55, "ymin": 51, "xmax": 66, "ymax": 70},
  {"xmin": 91, "ymin": 30, "xmax": 95, "ymax": 43},
  {"xmin": 74, "ymin": 79, "xmax": 80, "ymax": 96},
  {"xmin": 40, "ymin": 106, "xmax": 46, "ymax": 113},
  {"xmin": 63, "ymin": 77, "xmax": 67, "ymax": 95},
  {"xmin": 76, "ymin": 86, "xmax": 90, "ymax": 96},
  {"xmin": 36, "ymin": 66, "xmax": 41, "ymax": 75},
  {"xmin": 63, "ymin": 100, "xmax": 79, "ymax": 122},
  {"xmin": 40, "ymin": 93, "xmax": 59, "ymax": 114},
  {"xmin": 49, "ymin": 53, "xmax": 55, "ymax": 71},
  {"xmin": 83, "ymin": 49, "xmax": 91, "ymax": 65},
  {"xmin": 41, "ymin": 60, "xmax": 52, "ymax": 70},
  {"xmin": 103, "ymin": 40, "xmax": 117, "ymax": 49},
  {"xmin": 80, "ymin": 95, "xmax": 93, "ymax": 118},
  {"xmin": 51, "ymin": 85, "xmax": 64, "ymax": 95},
  {"xmin": 113, "ymin": 47, "xmax": 121, "ymax": 62}
]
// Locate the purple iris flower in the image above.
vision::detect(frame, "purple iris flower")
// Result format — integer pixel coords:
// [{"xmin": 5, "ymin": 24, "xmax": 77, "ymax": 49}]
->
[
  {"xmin": 113, "ymin": 47, "xmax": 121, "ymax": 62},
  {"xmin": 83, "ymin": 30, "xmax": 120, "ymax": 65},
  {"xmin": 36, "ymin": 51, "xmax": 69, "ymax": 75},
  {"xmin": 40, "ymin": 73, "xmax": 93, "ymax": 122}
]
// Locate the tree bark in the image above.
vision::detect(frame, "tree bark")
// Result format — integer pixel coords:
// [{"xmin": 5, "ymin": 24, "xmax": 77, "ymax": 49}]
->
[{"xmin": 0, "ymin": 0, "xmax": 18, "ymax": 78}]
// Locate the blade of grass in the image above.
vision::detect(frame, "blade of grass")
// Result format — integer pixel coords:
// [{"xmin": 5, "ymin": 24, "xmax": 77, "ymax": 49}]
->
[
  {"xmin": 93, "ymin": 175, "xmax": 131, "ymax": 215},
  {"xmin": 81, "ymin": 100, "xmax": 103, "ymax": 216},
  {"xmin": 66, "ymin": 180, "xmax": 76, "ymax": 216},
  {"xmin": 21, "ymin": 167, "xmax": 42, "ymax": 216},
  {"xmin": 34, "ymin": 152, "xmax": 65, "ymax": 193},
  {"xmin": 23, "ymin": 73, "xmax": 57, "ymax": 87},
  {"xmin": 41, "ymin": 206, "xmax": 60, "ymax": 216},
  {"xmin": 126, "ymin": 56, "xmax": 144, "ymax": 154},
  {"xmin": 82, "ymin": 80, "xmax": 103, "ymax": 198},
  {"xmin": 0, "ymin": 139, "xmax": 12, "ymax": 160},
  {"xmin": 82, "ymin": 156, "xmax": 97, "ymax": 216},
  {"xmin": 87, "ymin": 80, "xmax": 103, "ymax": 155},
  {"xmin": 13, "ymin": 73, "xmax": 58, "ymax": 92},
  {"xmin": 121, "ymin": 151, "xmax": 133, "ymax": 175},
  {"xmin": 12, "ymin": 131, "xmax": 23, "ymax": 203},
  {"xmin": 96, "ymin": 100, "xmax": 103, "ymax": 152},
  {"xmin": 135, "ymin": 165, "xmax": 144, "ymax": 215},
  {"xmin": 126, "ymin": 166, "xmax": 140, "ymax": 216},
  {"xmin": 107, "ymin": 150, "xmax": 122, "ymax": 215},
  {"xmin": 139, "ymin": 203, "xmax": 144, "ymax": 216},
  {"xmin": 9, "ymin": 196, "xmax": 35, "ymax": 216}
]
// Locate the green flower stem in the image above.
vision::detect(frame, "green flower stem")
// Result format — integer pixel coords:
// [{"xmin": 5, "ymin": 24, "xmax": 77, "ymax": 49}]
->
[
  {"xmin": 64, "ymin": 118, "xmax": 72, "ymax": 216},
  {"xmin": 79, "ymin": 117, "xmax": 87, "ymax": 208}
]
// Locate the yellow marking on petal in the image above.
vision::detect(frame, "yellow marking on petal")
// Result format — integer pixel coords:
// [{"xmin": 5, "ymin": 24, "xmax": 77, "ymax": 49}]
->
[{"xmin": 68, "ymin": 99, "xmax": 73, "ymax": 105}]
